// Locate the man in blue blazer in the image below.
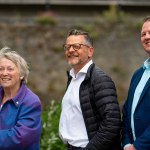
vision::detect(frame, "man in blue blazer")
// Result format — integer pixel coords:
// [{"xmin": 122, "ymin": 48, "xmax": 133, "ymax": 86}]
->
[{"xmin": 122, "ymin": 16, "xmax": 150, "ymax": 150}]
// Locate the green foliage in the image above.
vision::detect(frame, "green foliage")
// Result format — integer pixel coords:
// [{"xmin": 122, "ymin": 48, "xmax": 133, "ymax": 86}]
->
[
  {"xmin": 36, "ymin": 16, "xmax": 57, "ymax": 26},
  {"xmin": 126, "ymin": 20, "xmax": 143, "ymax": 31},
  {"xmin": 36, "ymin": 11, "xmax": 57, "ymax": 26},
  {"xmin": 102, "ymin": 5, "xmax": 124, "ymax": 24},
  {"xmin": 40, "ymin": 100, "xmax": 65, "ymax": 150},
  {"xmin": 73, "ymin": 23, "xmax": 99, "ymax": 39}
]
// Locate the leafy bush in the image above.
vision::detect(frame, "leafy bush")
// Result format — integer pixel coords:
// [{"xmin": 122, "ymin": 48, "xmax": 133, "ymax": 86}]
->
[
  {"xmin": 36, "ymin": 11, "xmax": 57, "ymax": 26},
  {"xmin": 40, "ymin": 100, "xmax": 65, "ymax": 150},
  {"xmin": 102, "ymin": 5, "xmax": 124, "ymax": 24},
  {"xmin": 73, "ymin": 23, "xmax": 99, "ymax": 39}
]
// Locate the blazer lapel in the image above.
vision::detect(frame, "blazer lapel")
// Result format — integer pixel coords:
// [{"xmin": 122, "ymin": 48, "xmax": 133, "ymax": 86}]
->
[
  {"xmin": 137, "ymin": 78, "xmax": 150, "ymax": 106},
  {"xmin": 128, "ymin": 68, "xmax": 144, "ymax": 112}
]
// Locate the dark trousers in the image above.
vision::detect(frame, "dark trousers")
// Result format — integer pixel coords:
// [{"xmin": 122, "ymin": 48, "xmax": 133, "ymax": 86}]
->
[
  {"xmin": 66, "ymin": 143, "xmax": 84, "ymax": 150},
  {"xmin": 67, "ymin": 148, "xmax": 84, "ymax": 150}
]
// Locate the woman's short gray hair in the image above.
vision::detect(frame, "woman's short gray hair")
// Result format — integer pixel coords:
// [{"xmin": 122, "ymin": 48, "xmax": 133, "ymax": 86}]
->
[{"xmin": 0, "ymin": 47, "xmax": 29, "ymax": 83}]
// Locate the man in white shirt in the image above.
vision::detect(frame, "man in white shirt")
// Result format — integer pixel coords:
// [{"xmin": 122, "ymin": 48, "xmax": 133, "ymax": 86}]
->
[
  {"xmin": 59, "ymin": 29, "xmax": 121, "ymax": 150},
  {"xmin": 122, "ymin": 16, "xmax": 150, "ymax": 150}
]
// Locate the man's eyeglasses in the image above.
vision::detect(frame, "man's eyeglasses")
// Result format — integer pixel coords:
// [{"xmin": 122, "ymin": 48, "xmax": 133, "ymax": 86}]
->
[{"xmin": 63, "ymin": 43, "xmax": 90, "ymax": 51}]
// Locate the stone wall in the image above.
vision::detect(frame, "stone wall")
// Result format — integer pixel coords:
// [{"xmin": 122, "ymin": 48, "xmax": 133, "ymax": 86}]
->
[{"xmin": 0, "ymin": 9, "xmax": 149, "ymax": 109}]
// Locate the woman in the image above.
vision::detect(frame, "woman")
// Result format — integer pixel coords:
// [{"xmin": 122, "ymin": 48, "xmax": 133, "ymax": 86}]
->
[{"xmin": 0, "ymin": 47, "xmax": 42, "ymax": 150}]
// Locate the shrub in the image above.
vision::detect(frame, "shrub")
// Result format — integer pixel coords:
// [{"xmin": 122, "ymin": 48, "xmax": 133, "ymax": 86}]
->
[
  {"xmin": 73, "ymin": 23, "xmax": 99, "ymax": 39},
  {"xmin": 36, "ymin": 11, "xmax": 57, "ymax": 26},
  {"xmin": 40, "ymin": 100, "xmax": 65, "ymax": 150},
  {"xmin": 102, "ymin": 5, "xmax": 124, "ymax": 24}
]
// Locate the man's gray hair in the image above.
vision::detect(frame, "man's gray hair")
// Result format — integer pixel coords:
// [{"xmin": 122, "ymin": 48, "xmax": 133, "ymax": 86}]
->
[{"xmin": 67, "ymin": 29, "xmax": 93, "ymax": 47}]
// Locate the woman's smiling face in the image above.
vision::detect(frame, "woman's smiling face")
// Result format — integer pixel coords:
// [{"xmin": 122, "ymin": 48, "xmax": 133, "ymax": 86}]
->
[{"xmin": 0, "ymin": 57, "xmax": 21, "ymax": 89}]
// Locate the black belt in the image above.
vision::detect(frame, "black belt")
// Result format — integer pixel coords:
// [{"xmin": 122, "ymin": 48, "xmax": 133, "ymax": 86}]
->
[{"xmin": 67, "ymin": 143, "xmax": 83, "ymax": 150}]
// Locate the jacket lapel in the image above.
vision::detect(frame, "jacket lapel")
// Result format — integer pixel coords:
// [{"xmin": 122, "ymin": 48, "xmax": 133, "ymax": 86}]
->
[
  {"xmin": 128, "ymin": 68, "xmax": 144, "ymax": 113},
  {"xmin": 137, "ymin": 78, "xmax": 150, "ymax": 106}
]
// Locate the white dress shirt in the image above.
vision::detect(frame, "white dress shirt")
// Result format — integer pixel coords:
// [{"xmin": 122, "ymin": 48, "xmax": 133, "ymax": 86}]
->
[{"xmin": 59, "ymin": 60, "xmax": 93, "ymax": 148}]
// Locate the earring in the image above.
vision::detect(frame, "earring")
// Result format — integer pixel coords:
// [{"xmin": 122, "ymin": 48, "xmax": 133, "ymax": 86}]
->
[{"xmin": 20, "ymin": 76, "xmax": 24, "ymax": 80}]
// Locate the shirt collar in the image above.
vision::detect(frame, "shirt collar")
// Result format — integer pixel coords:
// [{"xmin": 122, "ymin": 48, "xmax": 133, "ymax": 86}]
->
[
  {"xmin": 0, "ymin": 83, "xmax": 27, "ymax": 107},
  {"xmin": 143, "ymin": 58, "xmax": 150, "ymax": 70},
  {"xmin": 70, "ymin": 60, "xmax": 93, "ymax": 78}
]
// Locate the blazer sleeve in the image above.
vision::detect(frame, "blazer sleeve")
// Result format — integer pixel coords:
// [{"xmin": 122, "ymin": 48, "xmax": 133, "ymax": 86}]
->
[
  {"xmin": 122, "ymin": 99, "xmax": 133, "ymax": 147},
  {"xmin": 122, "ymin": 67, "xmax": 144, "ymax": 148},
  {"xmin": 0, "ymin": 98, "xmax": 42, "ymax": 149}
]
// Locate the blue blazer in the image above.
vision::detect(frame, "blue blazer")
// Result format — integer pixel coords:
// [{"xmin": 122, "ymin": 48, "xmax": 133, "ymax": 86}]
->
[{"xmin": 122, "ymin": 67, "xmax": 150, "ymax": 150}]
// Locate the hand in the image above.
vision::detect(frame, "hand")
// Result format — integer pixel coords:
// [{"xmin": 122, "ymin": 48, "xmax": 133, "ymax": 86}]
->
[{"xmin": 124, "ymin": 144, "xmax": 136, "ymax": 150}]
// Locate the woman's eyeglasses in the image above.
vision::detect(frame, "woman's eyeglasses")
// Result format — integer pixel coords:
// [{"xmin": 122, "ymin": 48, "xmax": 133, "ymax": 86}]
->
[{"xmin": 63, "ymin": 43, "xmax": 90, "ymax": 51}]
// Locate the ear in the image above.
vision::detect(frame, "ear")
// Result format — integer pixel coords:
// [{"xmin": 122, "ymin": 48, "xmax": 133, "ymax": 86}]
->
[{"xmin": 88, "ymin": 47, "xmax": 94, "ymax": 58}]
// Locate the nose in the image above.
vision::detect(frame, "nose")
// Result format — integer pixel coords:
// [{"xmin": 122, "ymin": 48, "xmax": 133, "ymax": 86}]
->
[
  {"xmin": 67, "ymin": 45, "xmax": 75, "ymax": 52},
  {"xmin": 145, "ymin": 32, "xmax": 150, "ymax": 39},
  {"xmin": 0, "ymin": 69, "xmax": 8, "ymax": 75}
]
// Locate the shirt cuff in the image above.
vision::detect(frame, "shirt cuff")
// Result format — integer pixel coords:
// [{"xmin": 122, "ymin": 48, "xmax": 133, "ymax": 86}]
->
[{"xmin": 124, "ymin": 144, "xmax": 131, "ymax": 149}]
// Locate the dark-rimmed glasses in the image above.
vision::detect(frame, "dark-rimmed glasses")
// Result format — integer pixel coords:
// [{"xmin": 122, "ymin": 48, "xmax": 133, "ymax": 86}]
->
[{"xmin": 63, "ymin": 43, "xmax": 90, "ymax": 51}]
